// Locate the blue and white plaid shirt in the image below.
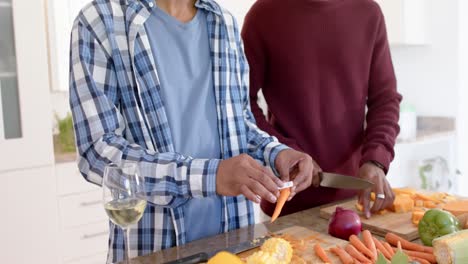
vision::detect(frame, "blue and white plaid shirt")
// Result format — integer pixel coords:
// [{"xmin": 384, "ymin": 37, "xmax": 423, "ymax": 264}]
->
[{"xmin": 69, "ymin": 0, "xmax": 287, "ymax": 262}]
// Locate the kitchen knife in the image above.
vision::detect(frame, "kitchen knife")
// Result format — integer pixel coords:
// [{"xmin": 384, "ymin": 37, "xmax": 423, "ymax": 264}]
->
[
  {"xmin": 163, "ymin": 235, "xmax": 270, "ymax": 264},
  {"xmin": 319, "ymin": 172, "xmax": 374, "ymax": 190}
]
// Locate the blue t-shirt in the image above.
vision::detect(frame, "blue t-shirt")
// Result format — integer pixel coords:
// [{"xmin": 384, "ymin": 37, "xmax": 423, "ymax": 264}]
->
[{"xmin": 145, "ymin": 7, "xmax": 222, "ymax": 242}]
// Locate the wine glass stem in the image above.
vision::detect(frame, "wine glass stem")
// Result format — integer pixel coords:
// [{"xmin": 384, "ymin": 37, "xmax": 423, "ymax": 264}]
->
[{"xmin": 123, "ymin": 228, "xmax": 130, "ymax": 264}]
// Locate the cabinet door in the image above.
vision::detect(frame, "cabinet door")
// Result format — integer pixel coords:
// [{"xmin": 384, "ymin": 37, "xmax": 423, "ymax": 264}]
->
[{"xmin": 0, "ymin": 0, "xmax": 53, "ymax": 172}]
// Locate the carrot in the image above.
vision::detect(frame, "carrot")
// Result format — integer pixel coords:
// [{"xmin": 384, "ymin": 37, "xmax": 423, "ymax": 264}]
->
[
  {"xmin": 314, "ymin": 243, "xmax": 331, "ymax": 263},
  {"xmin": 402, "ymin": 249, "xmax": 437, "ymax": 264},
  {"xmin": 270, "ymin": 188, "xmax": 291, "ymax": 223},
  {"xmin": 385, "ymin": 233, "xmax": 425, "ymax": 252},
  {"xmin": 412, "ymin": 257, "xmax": 431, "ymax": 264},
  {"xmin": 373, "ymin": 237, "xmax": 392, "ymax": 260},
  {"xmin": 383, "ymin": 242, "xmax": 395, "ymax": 257},
  {"xmin": 422, "ymin": 246, "xmax": 433, "ymax": 254},
  {"xmin": 362, "ymin": 230, "xmax": 377, "ymax": 261},
  {"xmin": 330, "ymin": 246, "xmax": 354, "ymax": 264},
  {"xmin": 345, "ymin": 244, "xmax": 371, "ymax": 263},
  {"xmin": 349, "ymin": 235, "xmax": 374, "ymax": 261}
]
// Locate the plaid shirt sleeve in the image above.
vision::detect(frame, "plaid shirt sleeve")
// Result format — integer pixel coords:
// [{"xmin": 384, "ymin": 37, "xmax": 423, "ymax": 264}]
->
[
  {"xmin": 231, "ymin": 17, "xmax": 289, "ymax": 172},
  {"xmin": 69, "ymin": 18, "xmax": 220, "ymax": 208}
]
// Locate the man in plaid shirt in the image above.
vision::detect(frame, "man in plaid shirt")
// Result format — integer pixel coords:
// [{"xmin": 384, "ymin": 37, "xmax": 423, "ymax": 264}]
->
[{"xmin": 69, "ymin": 0, "xmax": 315, "ymax": 262}]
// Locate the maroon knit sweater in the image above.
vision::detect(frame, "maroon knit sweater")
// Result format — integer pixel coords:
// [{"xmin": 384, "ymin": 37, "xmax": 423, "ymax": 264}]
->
[{"xmin": 242, "ymin": 0, "xmax": 402, "ymax": 216}]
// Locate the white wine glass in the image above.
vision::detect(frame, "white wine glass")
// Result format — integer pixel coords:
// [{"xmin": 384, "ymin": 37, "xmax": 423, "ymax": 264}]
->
[{"xmin": 103, "ymin": 162, "xmax": 147, "ymax": 264}]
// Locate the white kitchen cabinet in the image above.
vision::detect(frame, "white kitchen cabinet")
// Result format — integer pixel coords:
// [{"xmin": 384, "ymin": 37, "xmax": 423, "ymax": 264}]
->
[
  {"xmin": 1, "ymin": 166, "xmax": 59, "ymax": 264},
  {"xmin": 56, "ymin": 162, "xmax": 109, "ymax": 264},
  {"xmin": 0, "ymin": 0, "xmax": 54, "ymax": 171},
  {"xmin": 375, "ymin": 0, "xmax": 427, "ymax": 45}
]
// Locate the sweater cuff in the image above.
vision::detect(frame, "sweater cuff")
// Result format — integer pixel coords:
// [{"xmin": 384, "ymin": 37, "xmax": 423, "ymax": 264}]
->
[{"xmin": 360, "ymin": 145, "xmax": 392, "ymax": 173}]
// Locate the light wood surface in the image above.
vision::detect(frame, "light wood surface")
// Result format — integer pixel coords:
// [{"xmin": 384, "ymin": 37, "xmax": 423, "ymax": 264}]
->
[{"xmin": 237, "ymin": 226, "xmax": 347, "ymax": 263}]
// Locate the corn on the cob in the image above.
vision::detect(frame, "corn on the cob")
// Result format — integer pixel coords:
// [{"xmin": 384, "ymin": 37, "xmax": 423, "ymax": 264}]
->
[
  {"xmin": 246, "ymin": 251, "xmax": 280, "ymax": 264},
  {"xmin": 261, "ymin": 237, "xmax": 293, "ymax": 263},
  {"xmin": 245, "ymin": 237, "xmax": 293, "ymax": 264},
  {"xmin": 207, "ymin": 251, "xmax": 244, "ymax": 264},
  {"xmin": 433, "ymin": 229, "xmax": 468, "ymax": 264}
]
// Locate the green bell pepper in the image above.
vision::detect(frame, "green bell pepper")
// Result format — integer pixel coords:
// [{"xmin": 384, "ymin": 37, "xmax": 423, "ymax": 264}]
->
[{"xmin": 418, "ymin": 209, "xmax": 461, "ymax": 246}]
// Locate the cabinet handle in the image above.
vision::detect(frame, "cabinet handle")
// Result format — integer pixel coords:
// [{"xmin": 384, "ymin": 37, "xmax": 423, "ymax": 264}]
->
[
  {"xmin": 81, "ymin": 231, "xmax": 108, "ymax": 240},
  {"xmin": 80, "ymin": 200, "xmax": 102, "ymax": 207}
]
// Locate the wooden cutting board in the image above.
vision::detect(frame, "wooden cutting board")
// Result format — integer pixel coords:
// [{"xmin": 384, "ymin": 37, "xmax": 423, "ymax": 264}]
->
[
  {"xmin": 238, "ymin": 226, "xmax": 348, "ymax": 263},
  {"xmin": 320, "ymin": 199, "xmax": 418, "ymax": 241}
]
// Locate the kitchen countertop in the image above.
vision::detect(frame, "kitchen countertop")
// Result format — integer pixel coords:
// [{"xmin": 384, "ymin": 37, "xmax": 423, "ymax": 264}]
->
[{"xmin": 128, "ymin": 202, "xmax": 351, "ymax": 264}]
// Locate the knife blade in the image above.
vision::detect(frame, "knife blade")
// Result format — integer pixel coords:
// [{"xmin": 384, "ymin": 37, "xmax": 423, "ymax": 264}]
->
[
  {"xmin": 319, "ymin": 172, "xmax": 373, "ymax": 190},
  {"xmin": 163, "ymin": 235, "xmax": 270, "ymax": 264}
]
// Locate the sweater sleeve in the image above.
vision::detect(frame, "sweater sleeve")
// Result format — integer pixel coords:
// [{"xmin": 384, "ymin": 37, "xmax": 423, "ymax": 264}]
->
[
  {"xmin": 241, "ymin": 11, "xmax": 302, "ymax": 151},
  {"xmin": 360, "ymin": 8, "xmax": 402, "ymax": 172}
]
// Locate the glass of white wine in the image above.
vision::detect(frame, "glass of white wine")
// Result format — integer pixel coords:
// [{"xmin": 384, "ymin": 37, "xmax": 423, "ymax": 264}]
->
[{"xmin": 103, "ymin": 162, "xmax": 147, "ymax": 264}]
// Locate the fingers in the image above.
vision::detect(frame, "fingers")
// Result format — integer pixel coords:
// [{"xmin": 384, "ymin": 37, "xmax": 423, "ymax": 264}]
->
[
  {"xmin": 292, "ymin": 158, "xmax": 313, "ymax": 193},
  {"xmin": 360, "ymin": 188, "xmax": 372, "ymax": 219},
  {"xmin": 371, "ymin": 177, "xmax": 385, "ymax": 214},
  {"xmin": 240, "ymin": 185, "xmax": 261, "ymax": 204},
  {"xmin": 382, "ymin": 180, "xmax": 395, "ymax": 210}
]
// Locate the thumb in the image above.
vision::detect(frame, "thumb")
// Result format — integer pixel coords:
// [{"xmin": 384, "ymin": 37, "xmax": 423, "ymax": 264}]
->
[{"xmin": 276, "ymin": 161, "xmax": 291, "ymax": 182}]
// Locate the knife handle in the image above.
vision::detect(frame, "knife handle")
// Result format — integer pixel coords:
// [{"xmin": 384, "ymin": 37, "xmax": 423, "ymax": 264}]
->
[{"xmin": 163, "ymin": 252, "xmax": 209, "ymax": 264}]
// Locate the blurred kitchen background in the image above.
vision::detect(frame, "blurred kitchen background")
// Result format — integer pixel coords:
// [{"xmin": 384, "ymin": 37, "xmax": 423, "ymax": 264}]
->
[{"xmin": 1, "ymin": 0, "xmax": 468, "ymax": 263}]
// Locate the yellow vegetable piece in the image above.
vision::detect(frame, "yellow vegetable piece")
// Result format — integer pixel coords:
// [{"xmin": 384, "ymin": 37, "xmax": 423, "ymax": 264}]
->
[
  {"xmin": 208, "ymin": 251, "xmax": 244, "ymax": 264},
  {"xmin": 392, "ymin": 195, "xmax": 414, "ymax": 213},
  {"xmin": 433, "ymin": 229, "xmax": 468, "ymax": 264}
]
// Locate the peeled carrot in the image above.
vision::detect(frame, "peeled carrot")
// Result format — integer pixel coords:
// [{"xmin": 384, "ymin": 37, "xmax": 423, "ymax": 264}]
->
[
  {"xmin": 345, "ymin": 244, "xmax": 371, "ymax": 263},
  {"xmin": 383, "ymin": 242, "xmax": 395, "ymax": 257},
  {"xmin": 412, "ymin": 257, "xmax": 431, "ymax": 264},
  {"xmin": 330, "ymin": 246, "xmax": 354, "ymax": 264},
  {"xmin": 362, "ymin": 230, "xmax": 377, "ymax": 261},
  {"xmin": 349, "ymin": 235, "xmax": 374, "ymax": 261},
  {"xmin": 385, "ymin": 233, "xmax": 425, "ymax": 252},
  {"xmin": 422, "ymin": 246, "xmax": 434, "ymax": 254},
  {"xmin": 314, "ymin": 243, "xmax": 331, "ymax": 263},
  {"xmin": 402, "ymin": 249, "xmax": 437, "ymax": 264},
  {"xmin": 270, "ymin": 188, "xmax": 291, "ymax": 223},
  {"xmin": 373, "ymin": 237, "xmax": 392, "ymax": 260}
]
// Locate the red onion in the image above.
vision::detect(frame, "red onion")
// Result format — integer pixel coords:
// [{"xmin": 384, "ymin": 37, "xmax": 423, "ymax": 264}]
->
[{"xmin": 328, "ymin": 207, "xmax": 362, "ymax": 240}]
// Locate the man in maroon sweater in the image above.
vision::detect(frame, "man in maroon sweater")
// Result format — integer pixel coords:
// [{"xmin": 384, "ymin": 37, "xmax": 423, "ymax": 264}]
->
[{"xmin": 242, "ymin": 0, "xmax": 402, "ymax": 218}]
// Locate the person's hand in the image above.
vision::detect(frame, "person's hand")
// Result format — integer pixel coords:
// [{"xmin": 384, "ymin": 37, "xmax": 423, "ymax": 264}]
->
[
  {"xmin": 358, "ymin": 162, "xmax": 395, "ymax": 218},
  {"xmin": 275, "ymin": 149, "xmax": 320, "ymax": 200},
  {"xmin": 216, "ymin": 154, "xmax": 283, "ymax": 204}
]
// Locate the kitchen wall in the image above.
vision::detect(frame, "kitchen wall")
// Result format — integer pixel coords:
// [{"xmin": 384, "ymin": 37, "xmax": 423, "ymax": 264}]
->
[
  {"xmin": 390, "ymin": 0, "xmax": 459, "ymax": 117},
  {"xmin": 457, "ymin": 1, "xmax": 468, "ymax": 195}
]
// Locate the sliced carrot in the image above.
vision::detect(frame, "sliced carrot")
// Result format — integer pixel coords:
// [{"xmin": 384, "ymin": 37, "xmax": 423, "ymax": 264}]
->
[
  {"xmin": 362, "ymin": 230, "xmax": 377, "ymax": 261},
  {"xmin": 373, "ymin": 237, "xmax": 392, "ymax": 260},
  {"xmin": 330, "ymin": 246, "xmax": 354, "ymax": 264},
  {"xmin": 345, "ymin": 244, "xmax": 371, "ymax": 263},
  {"xmin": 385, "ymin": 233, "xmax": 425, "ymax": 252},
  {"xmin": 270, "ymin": 188, "xmax": 290, "ymax": 223},
  {"xmin": 314, "ymin": 243, "xmax": 331, "ymax": 263},
  {"xmin": 402, "ymin": 249, "xmax": 437, "ymax": 264},
  {"xmin": 349, "ymin": 235, "xmax": 374, "ymax": 261}
]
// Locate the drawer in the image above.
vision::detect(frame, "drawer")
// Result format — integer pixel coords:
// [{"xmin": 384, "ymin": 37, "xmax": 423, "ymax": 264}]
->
[
  {"xmin": 65, "ymin": 252, "xmax": 107, "ymax": 264},
  {"xmin": 59, "ymin": 190, "xmax": 108, "ymax": 228},
  {"xmin": 61, "ymin": 221, "xmax": 109, "ymax": 262},
  {"xmin": 56, "ymin": 162, "xmax": 100, "ymax": 196}
]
